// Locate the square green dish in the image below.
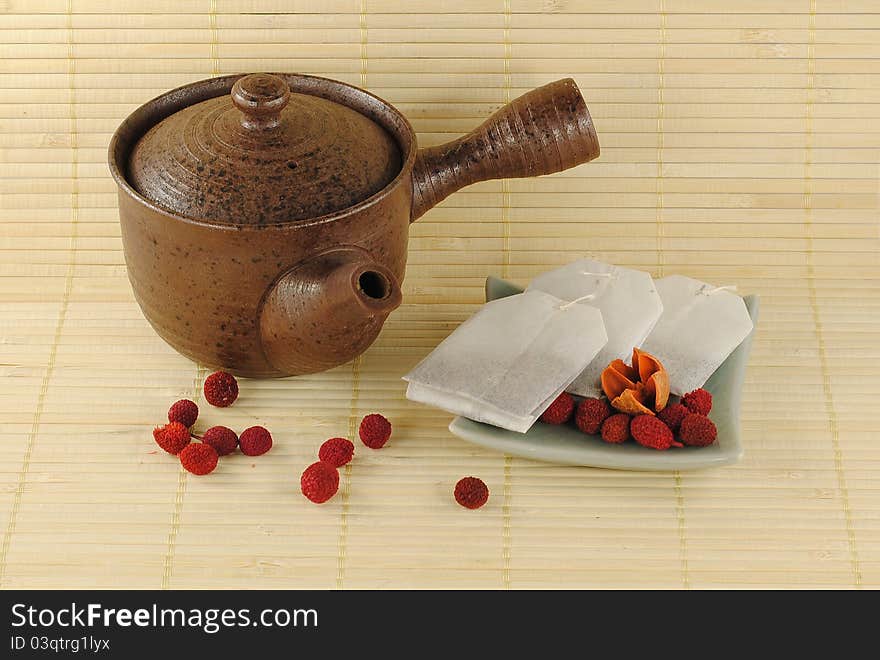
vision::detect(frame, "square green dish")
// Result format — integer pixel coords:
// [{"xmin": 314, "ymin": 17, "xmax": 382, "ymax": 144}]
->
[{"xmin": 447, "ymin": 276, "xmax": 759, "ymax": 471}]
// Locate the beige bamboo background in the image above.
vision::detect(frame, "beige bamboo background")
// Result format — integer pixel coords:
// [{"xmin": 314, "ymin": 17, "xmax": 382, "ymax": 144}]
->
[{"xmin": 0, "ymin": 0, "xmax": 878, "ymax": 589}]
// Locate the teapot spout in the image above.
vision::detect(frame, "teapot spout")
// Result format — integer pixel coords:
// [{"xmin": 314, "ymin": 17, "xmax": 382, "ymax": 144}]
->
[
  {"xmin": 346, "ymin": 263, "xmax": 403, "ymax": 317},
  {"xmin": 259, "ymin": 247, "xmax": 402, "ymax": 376}
]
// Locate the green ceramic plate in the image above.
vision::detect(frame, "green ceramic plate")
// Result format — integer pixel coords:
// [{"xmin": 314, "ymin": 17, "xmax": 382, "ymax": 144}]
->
[{"xmin": 447, "ymin": 276, "xmax": 759, "ymax": 471}]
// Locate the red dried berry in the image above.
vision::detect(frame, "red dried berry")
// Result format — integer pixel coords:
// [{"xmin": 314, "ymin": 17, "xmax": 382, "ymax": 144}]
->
[
  {"xmin": 540, "ymin": 392, "xmax": 575, "ymax": 425},
  {"xmin": 359, "ymin": 413, "xmax": 392, "ymax": 449},
  {"xmin": 575, "ymin": 397, "xmax": 612, "ymax": 435},
  {"xmin": 153, "ymin": 422, "xmax": 191, "ymax": 455},
  {"xmin": 657, "ymin": 402, "xmax": 689, "ymax": 433},
  {"xmin": 318, "ymin": 437, "xmax": 354, "ymax": 467},
  {"xmin": 180, "ymin": 442, "xmax": 218, "ymax": 476},
  {"xmin": 682, "ymin": 388, "xmax": 712, "ymax": 416},
  {"xmin": 679, "ymin": 413, "xmax": 718, "ymax": 447},
  {"xmin": 203, "ymin": 371, "xmax": 239, "ymax": 408},
  {"xmin": 454, "ymin": 477, "xmax": 489, "ymax": 510},
  {"xmin": 600, "ymin": 413, "xmax": 631, "ymax": 444},
  {"xmin": 301, "ymin": 461, "xmax": 340, "ymax": 504},
  {"xmin": 202, "ymin": 425, "xmax": 238, "ymax": 456},
  {"xmin": 631, "ymin": 414, "xmax": 682, "ymax": 451},
  {"xmin": 168, "ymin": 399, "xmax": 199, "ymax": 428},
  {"xmin": 239, "ymin": 426, "xmax": 272, "ymax": 456}
]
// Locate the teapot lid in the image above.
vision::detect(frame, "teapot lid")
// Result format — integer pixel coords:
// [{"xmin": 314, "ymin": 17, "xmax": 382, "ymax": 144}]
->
[{"xmin": 127, "ymin": 73, "xmax": 402, "ymax": 226}]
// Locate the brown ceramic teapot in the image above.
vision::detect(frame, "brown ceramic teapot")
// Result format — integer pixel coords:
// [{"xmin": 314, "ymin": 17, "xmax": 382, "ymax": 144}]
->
[{"xmin": 109, "ymin": 73, "xmax": 600, "ymax": 377}]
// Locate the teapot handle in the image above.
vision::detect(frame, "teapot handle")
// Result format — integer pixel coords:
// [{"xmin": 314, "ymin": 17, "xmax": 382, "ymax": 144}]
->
[{"xmin": 410, "ymin": 78, "xmax": 600, "ymax": 222}]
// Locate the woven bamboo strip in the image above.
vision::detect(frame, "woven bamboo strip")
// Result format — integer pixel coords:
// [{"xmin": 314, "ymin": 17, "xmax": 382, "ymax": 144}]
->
[{"xmin": 0, "ymin": 1, "xmax": 878, "ymax": 589}]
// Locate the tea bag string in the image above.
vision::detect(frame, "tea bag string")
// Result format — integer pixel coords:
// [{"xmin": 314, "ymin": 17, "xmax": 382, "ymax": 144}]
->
[
  {"xmin": 556, "ymin": 269, "xmax": 618, "ymax": 310},
  {"xmin": 701, "ymin": 284, "xmax": 737, "ymax": 296},
  {"xmin": 579, "ymin": 270, "xmax": 618, "ymax": 280},
  {"xmin": 574, "ymin": 269, "xmax": 618, "ymax": 303},
  {"xmin": 558, "ymin": 292, "xmax": 597, "ymax": 311}
]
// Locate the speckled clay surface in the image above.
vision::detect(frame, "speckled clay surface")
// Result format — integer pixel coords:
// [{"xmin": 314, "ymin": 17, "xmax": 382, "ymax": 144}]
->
[
  {"xmin": 114, "ymin": 168, "xmax": 410, "ymax": 377},
  {"xmin": 128, "ymin": 74, "xmax": 402, "ymax": 225},
  {"xmin": 109, "ymin": 73, "xmax": 601, "ymax": 377}
]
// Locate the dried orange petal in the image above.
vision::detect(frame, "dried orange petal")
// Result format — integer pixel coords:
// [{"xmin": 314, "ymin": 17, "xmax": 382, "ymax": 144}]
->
[
  {"xmin": 601, "ymin": 366, "xmax": 637, "ymax": 400},
  {"xmin": 649, "ymin": 369, "xmax": 669, "ymax": 412},
  {"xmin": 633, "ymin": 347, "xmax": 663, "ymax": 384},
  {"xmin": 644, "ymin": 370, "xmax": 670, "ymax": 412},
  {"xmin": 608, "ymin": 358, "xmax": 638, "ymax": 382},
  {"xmin": 611, "ymin": 388, "xmax": 654, "ymax": 416},
  {"xmin": 630, "ymin": 348, "xmax": 670, "ymax": 412},
  {"xmin": 604, "ymin": 348, "xmax": 669, "ymax": 414}
]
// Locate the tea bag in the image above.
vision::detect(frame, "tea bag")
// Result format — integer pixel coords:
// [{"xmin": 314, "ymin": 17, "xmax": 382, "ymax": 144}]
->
[
  {"xmin": 640, "ymin": 274, "xmax": 754, "ymax": 395},
  {"xmin": 404, "ymin": 290, "xmax": 608, "ymax": 433},
  {"xmin": 527, "ymin": 258, "xmax": 664, "ymax": 398}
]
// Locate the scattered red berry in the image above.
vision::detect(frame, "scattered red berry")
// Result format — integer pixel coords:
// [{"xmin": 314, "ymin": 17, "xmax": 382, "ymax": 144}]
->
[
  {"xmin": 168, "ymin": 399, "xmax": 198, "ymax": 428},
  {"xmin": 679, "ymin": 413, "xmax": 718, "ymax": 447},
  {"xmin": 575, "ymin": 397, "xmax": 611, "ymax": 435},
  {"xmin": 153, "ymin": 422, "xmax": 191, "ymax": 455},
  {"xmin": 201, "ymin": 425, "xmax": 238, "ymax": 456},
  {"xmin": 630, "ymin": 414, "xmax": 682, "ymax": 451},
  {"xmin": 318, "ymin": 437, "xmax": 354, "ymax": 467},
  {"xmin": 540, "ymin": 392, "xmax": 575, "ymax": 425},
  {"xmin": 301, "ymin": 461, "xmax": 340, "ymax": 503},
  {"xmin": 657, "ymin": 402, "xmax": 689, "ymax": 433},
  {"xmin": 454, "ymin": 477, "xmax": 489, "ymax": 510},
  {"xmin": 239, "ymin": 426, "xmax": 272, "ymax": 456},
  {"xmin": 600, "ymin": 413, "xmax": 631, "ymax": 444},
  {"xmin": 203, "ymin": 371, "xmax": 239, "ymax": 407},
  {"xmin": 682, "ymin": 388, "xmax": 712, "ymax": 416},
  {"xmin": 359, "ymin": 413, "xmax": 392, "ymax": 449},
  {"xmin": 179, "ymin": 442, "xmax": 218, "ymax": 475}
]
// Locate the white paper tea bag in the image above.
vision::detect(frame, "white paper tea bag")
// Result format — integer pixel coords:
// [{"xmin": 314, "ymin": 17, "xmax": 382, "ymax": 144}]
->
[
  {"xmin": 527, "ymin": 258, "xmax": 664, "ymax": 397},
  {"xmin": 404, "ymin": 290, "xmax": 608, "ymax": 433},
  {"xmin": 641, "ymin": 274, "xmax": 754, "ymax": 395}
]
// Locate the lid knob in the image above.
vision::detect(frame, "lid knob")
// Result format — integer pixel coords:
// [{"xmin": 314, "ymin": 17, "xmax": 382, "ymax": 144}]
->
[{"xmin": 231, "ymin": 73, "xmax": 290, "ymax": 130}]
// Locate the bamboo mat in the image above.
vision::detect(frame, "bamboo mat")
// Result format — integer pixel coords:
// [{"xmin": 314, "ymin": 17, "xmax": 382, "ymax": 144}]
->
[{"xmin": 1, "ymin": 1, "xmax": 879, "ymax": 589}]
